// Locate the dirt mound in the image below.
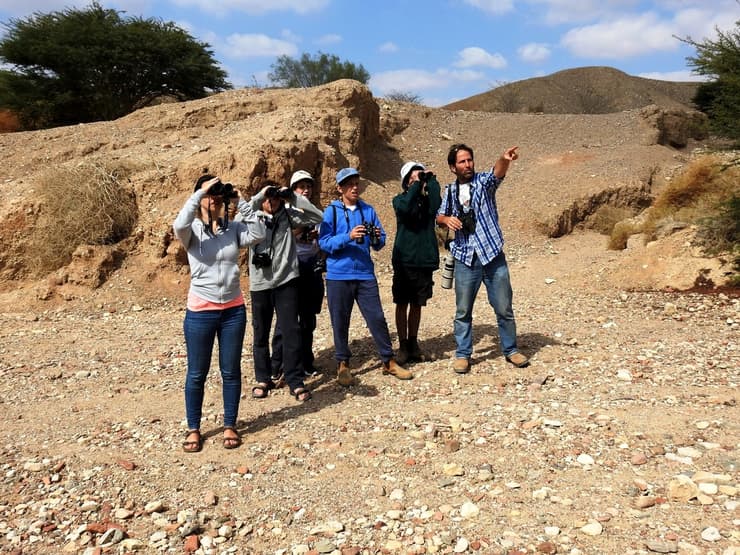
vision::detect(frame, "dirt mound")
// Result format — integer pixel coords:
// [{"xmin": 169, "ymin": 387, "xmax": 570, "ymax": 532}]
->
[{"xmin": 443, "ymin": 66, "xmax": 699, "ymax": 114}]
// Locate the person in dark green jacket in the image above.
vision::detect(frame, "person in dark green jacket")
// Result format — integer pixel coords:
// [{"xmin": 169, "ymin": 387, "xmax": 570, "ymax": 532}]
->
[{"xmin": 392, "ymin": 162, "xmax": 442, "ymax": 364}]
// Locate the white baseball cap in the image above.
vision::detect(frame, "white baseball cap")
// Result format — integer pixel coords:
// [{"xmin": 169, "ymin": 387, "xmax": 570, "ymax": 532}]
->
[
  {"xmin": 290, "ymin": 170, "xmax": 314, "ymax": 188},
  {"xmin": 400, "ymin": 161, "xmax": 425, "ymax": 185}
]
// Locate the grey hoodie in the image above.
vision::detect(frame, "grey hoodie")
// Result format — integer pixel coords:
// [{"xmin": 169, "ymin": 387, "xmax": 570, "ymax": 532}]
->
[
  {"xmin": 248, "ymin": 189, "xmax": 324, "ymax": 292},
  {"xmin": 173, "ymin": 189, "xmax": 266, "ymax": 303}
]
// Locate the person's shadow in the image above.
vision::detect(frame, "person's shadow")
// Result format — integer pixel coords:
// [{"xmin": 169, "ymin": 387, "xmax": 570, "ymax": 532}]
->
[{"xmin": 226, "ymin": 324, "xmax": 560, "ymax": 439}]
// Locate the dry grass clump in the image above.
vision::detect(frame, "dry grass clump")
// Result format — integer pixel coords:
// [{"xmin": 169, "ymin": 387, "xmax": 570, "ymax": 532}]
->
[
  {"xmin": 588, "ymin": 205, "xmax": 635, "ymax": 235},
  {"xmin": 28, "ymin": 162, "xmax": 138, "ymax": 275},
  {"xmin": 608, "ymin": 155, "xmax": 739, "ymax": 251},
  {"xmin": 608, "ymin": 220, "xmax": 642, "ymax": 250}
]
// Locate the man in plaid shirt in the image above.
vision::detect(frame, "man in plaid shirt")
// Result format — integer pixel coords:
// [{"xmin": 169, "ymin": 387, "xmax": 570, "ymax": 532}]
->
[{"xmin": 436, "ymin": 143, "xmax": 529, "ymax": 374}]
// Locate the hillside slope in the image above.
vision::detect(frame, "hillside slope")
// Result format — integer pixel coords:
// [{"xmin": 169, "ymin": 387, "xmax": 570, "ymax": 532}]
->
[{"xmin": 443, "ymin": 66, "xmax": 699, "ymax": 114}]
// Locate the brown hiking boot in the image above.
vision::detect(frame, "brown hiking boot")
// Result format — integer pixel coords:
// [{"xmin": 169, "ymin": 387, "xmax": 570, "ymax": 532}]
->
[
  {"xmin": 452, "ymin": 358, "xmax": 470, "ymax": 374},
  {"xmin": 505, "ymin": 352, "xmax": 530, "ymax": 368},
  {"xmin": 337, "ymin": 361, "xmax": 355, "ymax": 387},
  {"xmin": 382, "ymin": 359, "xmax": 413, "ymax": 380}
]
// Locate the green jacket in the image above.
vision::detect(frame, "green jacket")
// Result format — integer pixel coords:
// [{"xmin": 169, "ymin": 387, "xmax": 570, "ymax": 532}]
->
[{"xmin": 392, "ymin": 176, "xmax": 442, "ymax": 269}]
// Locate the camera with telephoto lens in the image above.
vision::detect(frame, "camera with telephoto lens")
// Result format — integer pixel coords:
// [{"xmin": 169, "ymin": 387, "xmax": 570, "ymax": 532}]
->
[
  {"xmin": 265, "ymin": 186, "xmax": 293, "ymax": 200},
  {"xmin": 358, "ymin": 222, "xmax": 380, "ymax": 247},
  {"xmin": 459, "ymin": 210, "xmax": 476, "ymax": 235},
  {"xmin": 251, "ymin": 251, "xmax": 272, "ymax": 268},
  {"xmin": 440, "ymin": 252, "xmax": 455, "ymax": 289}
]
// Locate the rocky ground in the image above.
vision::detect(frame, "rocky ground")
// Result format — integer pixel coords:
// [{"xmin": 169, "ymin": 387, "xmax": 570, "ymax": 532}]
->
[{"xmin": 0, "ymin": 229, "xmax": 737, "ymax": 555}]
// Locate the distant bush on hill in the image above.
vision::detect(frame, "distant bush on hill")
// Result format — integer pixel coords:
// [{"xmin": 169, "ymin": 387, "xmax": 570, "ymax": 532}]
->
[{"xmin": 443, "ymin": 66, "xmax": 699, "ymax": 114}]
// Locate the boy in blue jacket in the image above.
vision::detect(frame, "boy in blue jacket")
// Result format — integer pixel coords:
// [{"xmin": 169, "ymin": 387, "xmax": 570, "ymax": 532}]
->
[{"xmin": 319, "ymin": 168, "xmax": 413, "ymax": 386}]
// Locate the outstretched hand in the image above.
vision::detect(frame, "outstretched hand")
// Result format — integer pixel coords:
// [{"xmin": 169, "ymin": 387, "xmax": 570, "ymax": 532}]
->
[{"xmin": 503, "ymin": 146, "xmax": 519, "ymax": 161}]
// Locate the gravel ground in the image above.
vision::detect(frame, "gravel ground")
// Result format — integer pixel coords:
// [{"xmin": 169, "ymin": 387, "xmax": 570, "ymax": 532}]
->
[{"xmin": 0, "ymin": 230, "xmax": 737, "ymax": 555}]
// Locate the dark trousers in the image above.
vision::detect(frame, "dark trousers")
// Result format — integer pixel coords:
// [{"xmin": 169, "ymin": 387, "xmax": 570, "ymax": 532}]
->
[
  {"xmin": 326, "ymin": 278, "xmax": 394, "ymax": 364},
  {"xmin": 271, "ymin": 260, "xmax": 325, "ymax": 374},
  {"xmin": 250, "ymin": 278, "xmax": 304, "ymax": 392}
]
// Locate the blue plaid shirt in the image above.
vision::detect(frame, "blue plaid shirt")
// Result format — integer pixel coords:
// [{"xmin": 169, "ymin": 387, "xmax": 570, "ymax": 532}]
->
[{"xmin": 438, "ymin": 169, "xmax": 505, "ymax": 266}]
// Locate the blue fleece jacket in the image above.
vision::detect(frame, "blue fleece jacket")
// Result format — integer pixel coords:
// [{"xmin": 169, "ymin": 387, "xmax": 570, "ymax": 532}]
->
[{"xmin": 318, "ymin": 199, "xmax": 386, "ymax": 281}]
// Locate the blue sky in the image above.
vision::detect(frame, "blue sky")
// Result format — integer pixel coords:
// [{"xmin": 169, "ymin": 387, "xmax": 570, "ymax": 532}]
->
[{"xmin": 1, "ymin": 0, "xmax": 738, "ymax": 106}]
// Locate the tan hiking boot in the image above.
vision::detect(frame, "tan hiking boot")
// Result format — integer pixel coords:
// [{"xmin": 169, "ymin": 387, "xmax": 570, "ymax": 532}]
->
[
  {"xmin": 382, "ymin": 359, "xmax": 413, "ymax": 380},
  {"xmin": 505, "ymin": 352, "xmax": 530, "ymax": 368},
  {"xmin": 337, "ymin": 361, "xmax": 355, "ymax": 387},
  {"xmin": 452, "ymin": 358, "xmax": 470, "ymax": 374}
]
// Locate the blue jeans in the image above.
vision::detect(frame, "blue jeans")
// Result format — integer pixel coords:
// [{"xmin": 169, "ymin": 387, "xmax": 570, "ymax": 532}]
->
[
  {"xmin": 326, "ymin": 278, "xmax": 394, "ymax": 364},
  {"xmin": 453, "ymin": 252, "xmax": 518, "ymax": 359},
  {"xmin": 183, "ymin": 305, "xmax": 246, "ymax": 430}
]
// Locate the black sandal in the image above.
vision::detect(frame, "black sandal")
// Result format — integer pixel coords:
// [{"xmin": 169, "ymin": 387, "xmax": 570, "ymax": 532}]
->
[
  {"xmin": 182, "ymin": 429, "xmax": 202, "ymax": 453},
  {"xmin": 223, "ymin": 426, "xmax": 242, "ymax": 450},
  {"xmin": 251, "ymin": 382, "xmax": 273, "ymax": 399},
  {"xmin": 291, "ymin": 387, "xmax": 312, "ymax": 402}
]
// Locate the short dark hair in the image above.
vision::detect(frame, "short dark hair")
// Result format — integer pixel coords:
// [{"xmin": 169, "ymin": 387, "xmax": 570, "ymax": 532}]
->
[
  {"xmin": 447, "ymin": 143, "xmax": 474, "ymax": 166},
  {"xmin": 194, "ymin": 173, "xmax": 216, "ymax": 192}
]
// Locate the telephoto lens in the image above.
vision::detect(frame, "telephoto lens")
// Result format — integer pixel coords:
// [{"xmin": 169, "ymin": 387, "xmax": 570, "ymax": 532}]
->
[{"xmin": 440, "ymin": 252, "xmax": 455, "ymax": 289}]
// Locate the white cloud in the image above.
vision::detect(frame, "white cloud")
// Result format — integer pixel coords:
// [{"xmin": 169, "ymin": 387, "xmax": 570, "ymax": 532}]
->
[
  {"xmin": 281, "ymin": 29, "xmax": 302, "ymax": 43},
  {"xmin": 518, "ymin": 43, "xmax": 551, "ymax": 63},
  {"xmin": 221, "ymin": 33, "xmax": 298, "ymax": 59},
  {"xmin": 672, "ymin": 6, "xmax": 740, "ymax": 42},
  {"xmin": 0, "ymin": 0, "xmax": 153, "ymax": 15},
  {"xmin": 454, "ymin": 47, "xmax": 507, "ymax": 69},
  {"xmin": 169, "ymin": 0, "xmax": 329, "ymax": 16},
  {"xmin": 639, "ymin": 70, "xmax": 707, "ymax": 82},
  {"xmin": 379, "ymin": 41, "xmax": 399, "ymax": 53},
  {"xmin": 315, "ymin": 33, "xmax": 342, "ymax": 46},
  {"xmin": 561, "ymin": 13, "xmax": 677, "ymax": 58},
  {"xmin": 463, "ymin": 0, "xmax": 514, "ymax": 15},
  {"xmin": 369, "ymin": 68, "xmax": 485, "ymax": 96},
  {"xmin": 528, "ymin": 0, "xmax": 641, "ymax": 25}
]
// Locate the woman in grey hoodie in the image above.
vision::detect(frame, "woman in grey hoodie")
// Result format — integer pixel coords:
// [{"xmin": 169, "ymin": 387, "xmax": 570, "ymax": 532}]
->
[{"xmin": 173, "ymin": 174, "xmax": 266, "ymax": 452}]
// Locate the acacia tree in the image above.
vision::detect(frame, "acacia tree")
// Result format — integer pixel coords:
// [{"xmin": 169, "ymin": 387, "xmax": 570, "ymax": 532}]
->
[
  {"xmin": 0, "ymin": 2, "xmax": 230, "ymax": 129},
  {"xmin": 680, "ymin": 14, "xmax": 740, "ymax": 141},
  {"xmin": 269, "ymin": 51, "xmax": 369, "ymax": 88}
]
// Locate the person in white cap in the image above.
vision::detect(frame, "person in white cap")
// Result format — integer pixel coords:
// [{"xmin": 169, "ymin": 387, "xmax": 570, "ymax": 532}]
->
[
  {"xmin": 248, "ymin": 178, "xmax": 324, "ymax": 402},
  {"xmin": 270, "ymin": 170, "xmax": 325, "ymax": 380},
  {"xmin": 319, "ymin": 167, "xmax": 412, "ymax": 386},
  {"xmin": 392, "ymin": 161, "xmax": 442, "ymax": 364}
]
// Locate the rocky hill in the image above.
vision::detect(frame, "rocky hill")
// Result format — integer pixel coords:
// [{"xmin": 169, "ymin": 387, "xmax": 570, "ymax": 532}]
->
[
  {"xmin": 443, "ymin": 66, "xmax": 699, "ymax": 114},
  {"xmin": 0, "ymin": 78, "xmax": 725, "ymax": 307}
]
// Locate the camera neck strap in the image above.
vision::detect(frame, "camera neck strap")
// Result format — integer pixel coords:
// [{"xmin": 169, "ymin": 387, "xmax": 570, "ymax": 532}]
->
[{"xmin": 337, "ymin": 202, "xmax": 365, "ymax": 227}]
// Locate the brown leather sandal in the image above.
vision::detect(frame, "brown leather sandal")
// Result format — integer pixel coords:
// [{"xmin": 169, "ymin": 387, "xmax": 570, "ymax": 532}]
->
[
  {"xmin": 182, "ymin": 429, "xmax": 203, "ymax": 453},
  {"xmin": 291, "ymin": 387, "xmax": 312, "ymax": 402},
  {"xmin": 222, "ymin": 426, "xmax": 242, "ymax": 450}
]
